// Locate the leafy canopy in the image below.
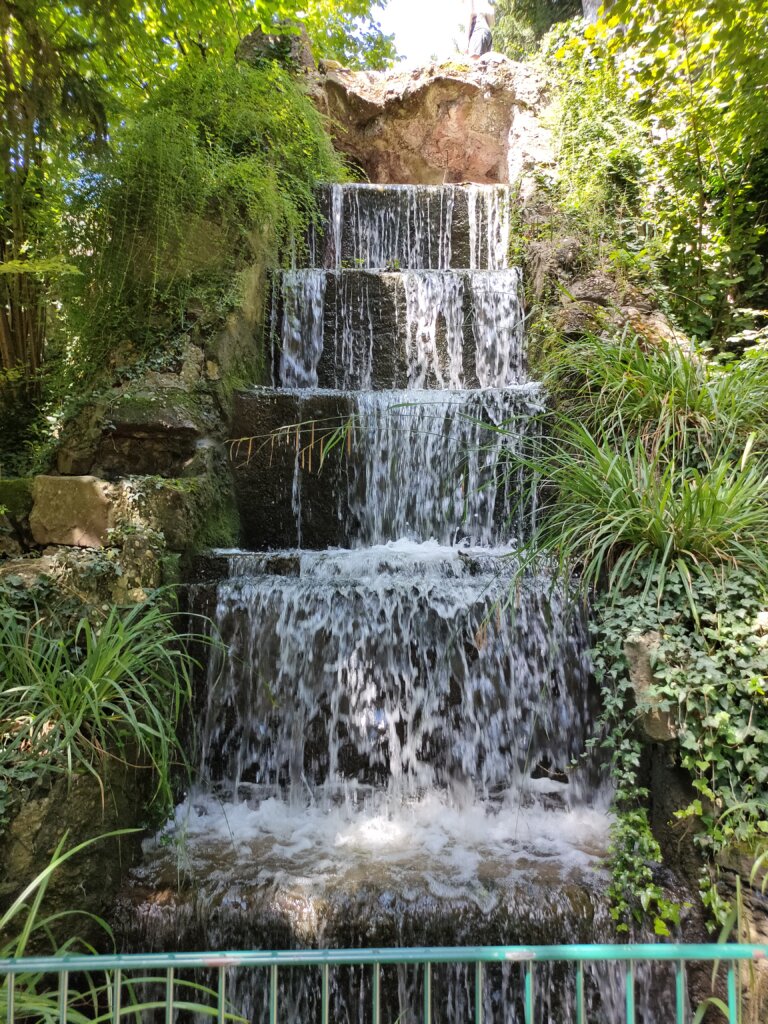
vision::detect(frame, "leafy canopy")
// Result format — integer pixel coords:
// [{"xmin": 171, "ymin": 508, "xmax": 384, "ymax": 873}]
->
[{"xmin": 550, "ymin": 0, "xmax": 768, "ymax": 341}]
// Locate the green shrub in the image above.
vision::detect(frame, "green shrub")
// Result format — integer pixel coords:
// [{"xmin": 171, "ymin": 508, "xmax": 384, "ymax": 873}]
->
[
  {"xmin": 545, "ymin": 4, "xmax": 768, "ymax": 343},
  {"xmin": 65, "ymin": 58, "xmax": 346, "ymax": 371},
  {"xmin": 516, "ymin": 326, "xmax": 768, "ymax": 926},
  {"xmin": 523, "ymin": 417, "xmax": 768, "ymax": 615}
]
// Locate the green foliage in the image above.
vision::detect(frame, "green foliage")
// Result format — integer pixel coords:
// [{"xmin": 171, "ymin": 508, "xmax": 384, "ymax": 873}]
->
[
  {"xmin": 593, "ymin": 566, "xmax": 768, "ymax": 925},
  {"xmin": 65, "ymin": 58, "xmax": 346, "ymax": 367},
  {"xmin": 519, "ymin": 321, "xmax": 768, "ymax": 926},
  {"xmin": 494, "ymin": 0, "xmax": 581, "ymax": 60},
  {"xmin": 548, "ymin": 2, "xmax": 768, "ymax": 342},
  {"xmin": 542, "ymin": 23, "xmax": 645, "ymax": 242},
  {"xmin": 0, "ymin": 478, "xmax": 33, "ymax": 520},
  {"xmin": 524, "ymin": 335, "xmax": 768, "ymax": 615},
  {"xmin": 0, "ymin": 597, "xmax": 200, "ymax": 823},
  {"xmin": 545, "ymin": 331, "xmax": 768, "ymax": 457},
  {"xmin": 307, "ymin": 1, "xmax": 397, "ymax": 69},
  {"xmin": 0, "ymin": 0, "xmax": 390, "ymax": 452}
]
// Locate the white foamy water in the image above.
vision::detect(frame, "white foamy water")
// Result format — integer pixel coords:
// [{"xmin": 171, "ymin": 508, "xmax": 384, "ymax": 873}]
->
[
  {"xmin": 148, "ymin": 790, "xmax": 611, "ymax": 900},
  {"xmin": 270, "ymin": 267, "xmax": 526, "ymax": 391},
  {"xmin": 276, "ymin": 269, "xmax": 326, "ymax": 388},
  {"xmin": 125, "ymin": 183, "xmax": 656, "ymax": 1021}
]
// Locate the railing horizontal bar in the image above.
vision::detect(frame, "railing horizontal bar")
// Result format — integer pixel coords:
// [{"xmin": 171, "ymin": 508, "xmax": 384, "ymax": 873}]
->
[{"xmin": 1, "ymin": 944, "xmax": 766, "ymax": 974}]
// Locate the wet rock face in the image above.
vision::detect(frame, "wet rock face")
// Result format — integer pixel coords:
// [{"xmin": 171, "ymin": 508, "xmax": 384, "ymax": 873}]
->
[{"xmin": 307, "ymin": 55, "xmax": 553, "ymax": 188}]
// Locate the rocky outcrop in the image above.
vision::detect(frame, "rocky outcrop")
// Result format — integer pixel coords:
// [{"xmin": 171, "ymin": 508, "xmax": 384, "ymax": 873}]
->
[
  {"xmin": 0, "ymin": 765, "xmax": 149, "ymax": 948},
  {"xmin": 527, "ymin": 238, "xmax": 689, "ymax": 349},
  {"xmin": 28, "ymin": 472, "xmax": 235, "ymax": 555},
  {"xmin": 307, "ymin": 54, "xmax": 553, "ymax": 190}
]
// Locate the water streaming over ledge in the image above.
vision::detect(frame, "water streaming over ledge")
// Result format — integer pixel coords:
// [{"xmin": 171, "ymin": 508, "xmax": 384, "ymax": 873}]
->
[{"xmin": 120, "ymin": 184, "xmax": 678, "ymax": 1021}]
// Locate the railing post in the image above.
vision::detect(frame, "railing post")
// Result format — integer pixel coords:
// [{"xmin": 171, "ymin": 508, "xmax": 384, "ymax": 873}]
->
[
  {"xmin": 321, "ymin": 963, "xmax": 329, "ymax": 1024},
  {"xmin": 58, "ymin": 970, "xmax": 68, "ymax": 1023},
  {"xmin": 524, "ymin": 964, "xmax": 534, "ymax": 1024},
  {"xmin": 675, "ymin": 961, "xmax": 686, "ymax": 1024},
  {"xmin": 475, "ymin": 961, "xmax": 484, "ymax": 1024},
  {"xmin": 217, "ymin": 965, "xmax": 226, "ymax": 1024},
  {"xmin": 165, "ymin": 968, "xmax": 174, "ymax": 1024},
  {"xmin": 372, "ymin": 962, "xmax": 381, "ymax": 1024},
  {"xmin": 625, "ymin": 961, "xmax": 635, "ymax": 1024},
  {"xmin": 111, "ymin": 969, "xmax": 122, "ymax": 1024},
  {"xmin": 269, "ymin": 964, "xmax": 278, "ymax": 1024},
  {"xmin": 727, "ymin": 963, "xmax": 738, "ymax": 1023},
  {"xmin": 423, "ymin": 963, "xmax": 432, "ymax": 1024},
  {"xmin": 6, "ymin": 973, "xmax": 15, "ymax": 1024},
  {"xmin": 576, "ymin": 962, "xmax": 585, "ymax": 1024}
]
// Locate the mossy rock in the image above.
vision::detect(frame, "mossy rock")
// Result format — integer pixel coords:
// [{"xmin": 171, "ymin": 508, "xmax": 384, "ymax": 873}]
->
[
  {"xmin": 119, "ymin": 465, "xmax": 240, "ymax": 553},
  {"xmin": 0, "ymin": 478, "xmax": 34, "ymax": 519}
]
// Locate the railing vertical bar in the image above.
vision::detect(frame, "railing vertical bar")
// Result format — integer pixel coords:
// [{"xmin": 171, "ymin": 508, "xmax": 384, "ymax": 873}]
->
[
  {"xmin": 625, "ymin": 961, "xmax": 635, "ymax": 1024},
  {"xmin": 112, "ymin": 969, "xmax": 122, "ymax": 1023},
  {"xmin": 675, "ymin": 961, "xmax": 686, "ymax": 1024},
  {"xmin": 727, "ymin": 963, "xmax": 738, "ymax": 1023},
  {"xmin": 423, "ymin": 963, "xmax": 432, "ymax": 1024},
  {"xmin": 321, "ymin": 964, "xmax": 329, "ymax": 1024},
  {"xmin": 475, "ymin": 962, "xmax": 483, "ymax": 1024},
  {"xmin": 524, "ymin": 964, "xmax": 534, "ymax": 1024},
  {"xmin": 7, "ymin": 974, "xmax": 15, "ymax": 1024},
  {"xmin": 372, "ymin": 962, "xmax": 381, "ymax": 1024},
  {"xmin": 217, "ymin": 966, "xmax": 226, "ymax": 1024},
  {"xmin": 165, "ymin": 968, "xmax": 174, "ymax": 1024},
  {"xmin": 269, "ymin": 964, "xmax": 278, "ymax": 1024},
  {"xmin": 576, "ymin": 962, "xmax": 585, "ymax": 1024},
  {"xmin": 58, "ymin": 970, "xmax": 68, "ymax": 1023}
]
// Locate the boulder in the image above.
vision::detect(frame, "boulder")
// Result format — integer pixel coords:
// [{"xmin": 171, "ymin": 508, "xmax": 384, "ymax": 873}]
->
[
  {"xmin": 57, "ymin": 388, "xmax": 213, "ymax": 480},
  {"xmin": 29, "ymin": 470, "xmax": 238, "ymax": 554},
  {"xmin": 306, "ymin": 54, "xmax": 553, "ymax": 188},
  {"xmin": 30, "ymin": 476, "xmax": 117, "ymax": 548}
]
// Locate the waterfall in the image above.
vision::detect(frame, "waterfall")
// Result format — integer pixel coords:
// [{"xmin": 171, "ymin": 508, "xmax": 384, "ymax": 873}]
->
[
  {"xmin": 120, "ymin": 183, "xmax": 677, "ymax": 1023},
  {"xmin": 345, "ymin": 387, "xmax": 541, "ymax": 546},
  {"xmin": 275, "ymin": 270, "xmax": 326, "ymax": 388}
]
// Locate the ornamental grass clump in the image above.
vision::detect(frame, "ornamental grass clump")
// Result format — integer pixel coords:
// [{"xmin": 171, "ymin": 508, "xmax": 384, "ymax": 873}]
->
[
  {"xmin": 524, "ymin": 334, "xmax": 768, "ymax": 615},
  {"xmin": 544, "ymin": 329, "xmax": 768, "ymax": 458},
  {"xmin": 0, "ymin": 833, "xmax": 245, "ymax": 1024},
  {"xmin": 528, "ymin": 419, "xmax": 768, "ymax": 609},
  {"xmin": 0, "ymin": 598, "xmax": 200, "ymax": 815}
]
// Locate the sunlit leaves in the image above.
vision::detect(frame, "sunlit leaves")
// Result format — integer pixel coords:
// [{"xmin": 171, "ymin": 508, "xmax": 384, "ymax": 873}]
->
[{"xmin": 598, "ymin": 0, "xmax": 768, "ymax": 339}]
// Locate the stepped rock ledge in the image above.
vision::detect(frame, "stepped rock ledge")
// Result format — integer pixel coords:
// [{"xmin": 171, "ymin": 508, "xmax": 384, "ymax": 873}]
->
[{"xmin": 306, "ymin": 54, "xmax": 553, "ymax": 190}]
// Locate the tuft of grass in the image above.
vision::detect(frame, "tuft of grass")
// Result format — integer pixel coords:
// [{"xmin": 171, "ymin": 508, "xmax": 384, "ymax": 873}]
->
[
  {"xmin": 518, "ymin": 334, "xmax": 768, "ymax": 617},
  {"xmin": 0, "ymin": 597, "xmax": 203, "ymax": 812},
  {"xmin": 1, "ymin": 833, "xmax": 245, "ymax": 1024},
  {"xmin": 543, "ymin": 330, "xmax": 768, "ymax": 458}
]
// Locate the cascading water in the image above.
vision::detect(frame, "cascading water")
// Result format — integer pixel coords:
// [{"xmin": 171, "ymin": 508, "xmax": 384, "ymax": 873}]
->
[{"xmin": 122, "ymin": 185, "xmax": 674, "ymax": 1022}]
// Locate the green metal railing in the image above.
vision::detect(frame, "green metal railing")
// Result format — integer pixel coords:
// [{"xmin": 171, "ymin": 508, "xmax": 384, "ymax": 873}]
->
[{"xmin": 2, "ymin": 944, "xmax": 766, "ymax": 1023}]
